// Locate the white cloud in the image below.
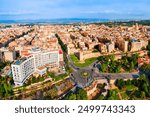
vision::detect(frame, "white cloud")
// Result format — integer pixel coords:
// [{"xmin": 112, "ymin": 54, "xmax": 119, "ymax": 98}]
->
[
  {"xmin": 83, "ymin": 9, "xmax": 122, "ymax": 14},
  {"xmin": 0, "ymin": 10, "xmax": 36, "ymax": 15}
]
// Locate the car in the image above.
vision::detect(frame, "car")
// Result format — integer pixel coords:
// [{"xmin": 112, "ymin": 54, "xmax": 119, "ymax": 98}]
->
[{"xmin": 71, "ymin": 74, "xmax": 73, "ymax": 76}]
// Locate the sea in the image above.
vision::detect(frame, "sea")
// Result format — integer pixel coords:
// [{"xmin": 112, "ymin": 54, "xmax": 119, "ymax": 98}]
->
[{"xmin": 0, "ymin": 18, "xmax": 128, "ymax": 25}]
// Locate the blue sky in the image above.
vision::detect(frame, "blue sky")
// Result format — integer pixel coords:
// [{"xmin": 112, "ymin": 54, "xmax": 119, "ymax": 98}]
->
[{"xmin": 0, "ymin": 0, "xmax": 150, "ymax": 20}]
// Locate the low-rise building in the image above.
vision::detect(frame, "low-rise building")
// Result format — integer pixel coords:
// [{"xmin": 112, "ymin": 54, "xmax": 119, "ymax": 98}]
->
[
  {"xmin": 4, "ymin": 51, "xmax": 16, "ymax": 62},
  {"xmin": 98, "ymin": 43, "xmax": 107, "ymax": 53},
  {"xmin": 106, "ymin": 42, "xmax": 115, "ymax": 53},
  {"xmin": 130, "ymin": 39, "xmax": 148, "ymax": 52},
  {"xmin": 117, "ymin": 40, "xmax": 129, "ymax": 52}
]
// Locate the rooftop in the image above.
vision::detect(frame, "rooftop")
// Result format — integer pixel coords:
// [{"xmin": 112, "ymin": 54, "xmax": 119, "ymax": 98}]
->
[{"xmin": 14, "ymin": 57, "xmax": 27, "ymax": 65}]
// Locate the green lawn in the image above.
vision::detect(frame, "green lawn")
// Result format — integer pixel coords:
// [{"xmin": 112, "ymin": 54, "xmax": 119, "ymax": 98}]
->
[
  {"xmin": 70, "ymin": 54, "xmax": 97, "ymax": 67},
  {"xmin": 70, "ymin": 54, "xmax": 79, "ymax": 62},
  {"xmin": 54, "ymin": 73, "xmax": 68, "ymax": 82},
  {"xmin": 47, "ymin": 72, "xmax": 68, "ymax": 82}
]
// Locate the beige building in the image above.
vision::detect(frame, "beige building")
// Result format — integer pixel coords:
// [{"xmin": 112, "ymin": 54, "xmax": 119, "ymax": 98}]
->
[
  {"xmin": 85, "ymin": 42, "xmax": 96, "ymax": 50},
  {"xmin": 130, "ymin": 40, "xmax": 148, "ymax": 52},
  {"xmin": 106, "ymin": 42, "xmax": 115, "ymax": 53},
  {"xmin": 118, "ymin": 40, "xmax": 129, "ymax": 52},
  {"xmin": 99, "ymin": 44, "xmax": 107, "ymax": 53},
  {"xmin": 141, "ymin": 40, "xmax": 149, "ymax": 49},
  {"xmin": 76, "ymin": 51, "xmax": 84, "ymax": 61},
  {"xmin": 4, "ymin": 51, "xmax": 16, "ymax": 62}
]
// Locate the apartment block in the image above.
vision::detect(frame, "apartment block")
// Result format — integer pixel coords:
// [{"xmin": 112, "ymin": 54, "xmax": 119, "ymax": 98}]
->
[
  {"xmin": 11, "ymin": 56, "xmax": 35, "ymax": 86},
  {"xmin": 11, "ymin": 48, "xmax": 60, "ymax": 86}
]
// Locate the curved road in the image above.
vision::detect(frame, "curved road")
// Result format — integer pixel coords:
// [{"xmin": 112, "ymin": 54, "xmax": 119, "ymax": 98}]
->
[{"xmin": 67, "ymin": 54, "xmax": 139, "ymax": 88}]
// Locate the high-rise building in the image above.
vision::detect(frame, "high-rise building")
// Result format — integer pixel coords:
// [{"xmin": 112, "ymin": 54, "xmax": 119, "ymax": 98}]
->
[
  {"xmin": 11, "ymin": 56, "xmax": 35, "ymax": 86},
  {"xmin": 11, "ymin": 48, "xmax": 60, "ymax": 86}
]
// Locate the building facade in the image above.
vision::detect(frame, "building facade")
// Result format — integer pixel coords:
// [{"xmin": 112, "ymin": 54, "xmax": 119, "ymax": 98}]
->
[
  {"xmin": 11, "ymin": 56, "xmax": 35, "ymax": 86},
  {"xmin": 11, "ymin": 49, "xmax": 60, "ymax": 86},
  {"xmin": 3, "ymin": 51, "xmax": 16, "ymax": 62}
]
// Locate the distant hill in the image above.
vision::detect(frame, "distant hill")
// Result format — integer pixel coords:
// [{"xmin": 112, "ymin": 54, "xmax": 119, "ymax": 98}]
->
[
  {"xmin": 0, "ymin": 19, "xmax": 150, "ymax": 25},
  {"xmin": 93, "ymin": 20, "xmax": 150, "ymax": 26}
]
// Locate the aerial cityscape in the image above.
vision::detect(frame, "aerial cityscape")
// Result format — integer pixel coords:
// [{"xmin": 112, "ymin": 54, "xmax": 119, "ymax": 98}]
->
[{"xmin": 0, "ymin": 0, "xmax": 150, "ymax": 100}]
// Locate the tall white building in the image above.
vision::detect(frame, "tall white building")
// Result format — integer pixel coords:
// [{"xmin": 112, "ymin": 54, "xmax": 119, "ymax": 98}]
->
[
  {"xmin": 11, "ymin": 48, "xmax": 60, "ymax": 86},
  {"xmin": 11, "ymin": 56, "xmax": 35, "ymax": 86},
  {"xmin": 32, "ymin": 49, "xmax": 59, "ymax": 69}
]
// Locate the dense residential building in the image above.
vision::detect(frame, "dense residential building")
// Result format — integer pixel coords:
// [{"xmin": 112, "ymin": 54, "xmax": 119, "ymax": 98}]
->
[{"xmin": 0, "ymin": 23, "xmax": 149, "ymax": 87}]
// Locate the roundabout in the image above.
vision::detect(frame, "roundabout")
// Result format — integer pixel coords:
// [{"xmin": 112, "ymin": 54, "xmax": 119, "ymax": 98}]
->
[
  {"xmin": 80, "ymin": 71, "xmax": 90, "ymax": 79},
  {"xmin": 71, "ymin": 68, "xmax": 94, "ymax": 88}
]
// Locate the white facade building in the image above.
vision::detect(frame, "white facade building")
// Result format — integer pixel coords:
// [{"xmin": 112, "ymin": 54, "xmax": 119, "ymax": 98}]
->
[
  {"xmin": 11, "ymin": 48, "xmax": 60, "ymax": 86},
  {"xmin": 33, "ymin": 50, "xmax": 59, "ymax": 69},
  {"xmin": 11, "ymin": 56, "xmax": 35, "ymax": 86}
]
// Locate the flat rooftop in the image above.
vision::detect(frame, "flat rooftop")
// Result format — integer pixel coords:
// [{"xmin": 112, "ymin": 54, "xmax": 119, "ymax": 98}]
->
[{"xmin": 14, "ymin": 57, "xmax": 27, "ymax": 65}]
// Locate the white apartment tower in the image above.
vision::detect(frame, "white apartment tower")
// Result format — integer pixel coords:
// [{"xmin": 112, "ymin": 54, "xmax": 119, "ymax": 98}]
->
[
  {"xmin": 11, "ymin": 48, "xmax": 60, "ymax": 86},
  {"xmin": 11, "ymin": 56, "xmax": 35, "ymax": 86}
]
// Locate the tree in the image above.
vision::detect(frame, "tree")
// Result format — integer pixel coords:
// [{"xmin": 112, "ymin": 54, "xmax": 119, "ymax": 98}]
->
[
  {"xmin": 123, "ymin": 58, "xmax": 128, "ymax": 66},
  {"xmin": 64, "ymin": 92, "xmax": 76, "ymax": 100},
  {"xmin": 147, "ymin": 44, "xmax": 150, "ymax": 51},
  {"xmin": 100, "ymin": 63, "xmax": 108, "ymax": 72},
  {"xmin": 141, "ymin": 63, "xmax": 150, "ymax": 72},
  {"xmin": 141, "ymin": 91, "xmax": 146, "ymax": 99},
  {"xmin": 115, "ymin": 79, "xmax": 125, "ymax": 89},
  {"xmin": 97, "ymin": 95, "xmax": 105, "ymax": 100},
  {"xmin": 126, "ymin": 79, "xmax": 132, "ymax": 85},
  {"xmin": 130, "ymin": 61, "xmax": 134, "ymax": 71},
  {"xmin": 110, "ymin": 62, "xmax": 115, "ymax": 73},
  {"xmin": 139, "ymin": 74, "xmax": 147, "ymax": 81},
  {"xmin": 49, "ymin": 88, "xmax": 58, "ymax": 99},
  {"xmin": 142, "ymin": 83, "xmax": 149, "ymax": 94},
  {"xmin": 76, "ymin": 88, "xmax": 87, "ymax": 100},
  {"xmin": 148, "ymin": 51, "xmax": 150, "ymax": 56},
  {"xmin": 110, "ymin": 55, "xmax": 115, "ymax": 62},
  {"xmin": 48, "ymin": 72, "xmax": 56, "ymax": 78},
  {"xmin": 115, "ymin": 64, "xmax": 121, "ymax": 73}
]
